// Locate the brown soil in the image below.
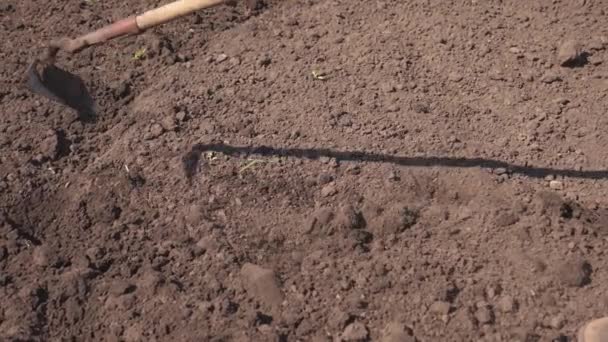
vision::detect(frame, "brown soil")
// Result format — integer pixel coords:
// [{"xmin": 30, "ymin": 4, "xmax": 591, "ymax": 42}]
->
[{"xmin": 2, "ymin": 0, "xmax": 608, "ymax": 341}]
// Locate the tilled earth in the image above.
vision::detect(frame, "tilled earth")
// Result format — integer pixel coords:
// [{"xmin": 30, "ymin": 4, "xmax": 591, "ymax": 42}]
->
[{"xmin": 2, "ymin": 0, "xmax": 608, "ymax": 341}]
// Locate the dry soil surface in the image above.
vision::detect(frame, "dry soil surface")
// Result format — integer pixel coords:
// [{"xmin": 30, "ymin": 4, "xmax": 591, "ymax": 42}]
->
[{"xmin": 2, "ymin": 0, "xmax": 608, "ymax": 341}]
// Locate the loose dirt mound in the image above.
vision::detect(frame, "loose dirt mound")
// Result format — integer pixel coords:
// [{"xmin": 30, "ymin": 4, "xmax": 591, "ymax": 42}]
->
[{"xmin": 2, "ymin": 0, "xmax": 608, "ymax": 341}]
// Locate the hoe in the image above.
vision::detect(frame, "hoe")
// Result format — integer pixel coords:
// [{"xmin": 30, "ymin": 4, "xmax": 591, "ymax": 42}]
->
[{"xmin": 26, "ymin": 0, "xmax": 249, "ymax": 110}]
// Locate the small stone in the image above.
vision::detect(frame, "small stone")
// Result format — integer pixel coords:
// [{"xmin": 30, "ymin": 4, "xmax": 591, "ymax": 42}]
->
[
  {"xmin": 558, "ymin": 40, "xmax": 583, "ymax": 67},
  {"xmin": 556, "ymin": 258, "xmax": 591, "ymax": 287},
  {"xmin": 241, "ymin": 263, "xmax": 284, "ymax": 308},
  {"xmin": 318, "ymin": 173, "xmax": 333, "ymax": 184},
  {"xmin": 321, "ymin": 183, "xmax": 338, "ymax": 197},
  {"xmin": 589, "ymin": 38, "xmax": 606, "ymax": 51},
  {"xmin": 497, "ymin": 295, "xmax": 515, "ymax": 313},
  {"xmin": 184, "ymin": 204, "xmax": 204, "ymax": 226},
  {"xmin": 549, "ymin": 180, "xmax": 564, "ymax": 190},
  {"xmin": 494, "ymin": 211, "xmax": 519, "ymax": 227},
  {"xmin": 161, "ymin": 116, "xmax": 177, "ymax": 131},
  {"xmin": 475, "ymin": 306, "xmax": 494, "ymax": 324},
  {"xmin": 578, "ymin": 317, "xmax": 608, "ymax": 342},
  {"xmin": 216, "ymin": 53, "xmax": 228, "ymax": 63},
  {"xmin": 541, "ymin": 73, "xmax": 561, "ymax": 83},
  {"xmin": 388, "ymin": 170, "xmax": 400, "ymax": 181},
  {"xmin": 175, "ymin": 111, "xmax": 187, "ymax": 121},
  {"xmin": 550, "ymin": 314, "xmax": 566, "ymax": 329},
  {"xmin": 40, "ymin": 131, "xmax": 60, "ymax": 160},
  {"xmin": 509, "ymin": 47, "xmax": 523, "ymax": 54},
  {"xmin": 381, "ymin": 322, "xmax": 416, "ymax": 342},
  {"xmin": 429, "ymin": 301, "xmax": 451, "ymax": 316},
  {"xmin": 258, "ymin": 55, "xmax": 272, "ymax": 66},
  {"xmin": 346, "ymin": 165, "xmax": 361, "ymax": 175},
  {"xmin": 411, "ymin": 101, "xmax": 430, "ymax": 113},
  {"xmin": 146, "ymin": 124, "xmax": 164, "ymax": 140},
  {"xmin": 494, "ymin": 167, "xmax": 508, "ymax": 175},
  {"xmin": 85, "ymin": 247, "xmax": 106, "ymax": 264},
  {"xmin": 32, "ymin": 245, "xmax": 54, "ymax": 267},
  {"xmin": 448, "ymin": 72, "xmax": 464, "ymax": 82},
  {"xmin": 522, "ymin": 71, "xmax": 535, "ymax": 82},
  {"xmin": 123, "ymin": 324, "xmax": 143, "ymax": 342},
  {"xmin": 341, "ymin": 322, "xmax": 369, "ymax": 342}
]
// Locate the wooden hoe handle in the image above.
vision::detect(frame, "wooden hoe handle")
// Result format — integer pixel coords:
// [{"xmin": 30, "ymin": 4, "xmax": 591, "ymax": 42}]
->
[
  {"xmin": 136, "ymin": 0, "xmax": 227, "ymax": 29},
  {"xmin": 58, "ymin": 0, "xmax": 227, "ymax": 53}
]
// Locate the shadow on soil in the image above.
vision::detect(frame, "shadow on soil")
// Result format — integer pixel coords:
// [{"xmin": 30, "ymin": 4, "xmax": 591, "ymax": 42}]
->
[
  {"xmin": 26, "ymin": 63, "xmax": 97, "ymax": 122},
  {"xmin": 183, "ymin": 143, "xmax": 608, "ymax": 180}
]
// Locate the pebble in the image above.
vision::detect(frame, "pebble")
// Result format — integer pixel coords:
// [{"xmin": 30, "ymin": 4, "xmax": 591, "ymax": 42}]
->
[
  {"xmin": 475, "ymin": 305, "xmax": 494, "ymax": 324},
  {"xmin": 240, "ymin": 263, "xmax": 284, "ymax": 308},
  {"xmin": 429, "ymin": 301, "xmax": 451, "ymax": 316},
  {"xmin": 550, "ymin": 314, "xmax": 566, "ymax": 329},
  {"xmin": 184, "ymin": 204, "xmax": 204, "ymax": 226},
  {"xmin": 318, "ymin": 173, "xmax": 334, "ymax": 184},
  {"xmin": 346, "ymin": 165, "xmax": 361, "ymax": 175},
  {"xmin": 558, "ymin": 40, "xmax": 583, "ymax": 67},
  {"xmin": 145, "ymin": 124, "xmax": 164, "ymax": 140},
  {"xmin": 123, "ymin": 324, "xmax": 143, "ymax": 342},
  {"xmin": 509, "ymin": 47, "xmax": 523, "ymax": 54},
  {"xmin": 40, "ymin": 130, "xmax": 60, "ymax": 160},
  {"xmin": 448, "ymin": 72, "xmax": 464, "ymax": 82},
  {"xmin": 32, "ymin": 245, "xmax": 53, "ymax": 267},
  {"xmin": 341, "ymin": 322, "xmax": 369, "ymax": 342},
  {"xmin": 258, "ymin": 55, "xmax": 272, "ymax": 66},
  {"xmin": 387, "ymin": 170, "xmax": 400, "ymax": 181},
  {"xmin": 541, "ymin": 73, "xmax": 561, "ymax": 83},
  {"xmin": 85, "ymin": 247, "xmax": 106, "ymax": 264},
  {"xmin": 161, "ymin": 116, "xmax": 177, "ymax": 131},
  {"xmin": 497, "ymin": 295, "xmax": 515, "ymax": 313},
  {"xmin": 494, "ymin": 211, "xmax": 519, "ymax": 227},
  {"xmin": 494, "ymin": 167, "xmax": 508, "ymax": 175},
  {"xmin": 549, "ymin": 180, "xmax": 564, "ymax": 190},
  {"xmin": 578, "ymin": 317, "xmax": 608, "ymax": 342},
  {"xmin": 216, "ymin": 53, "xmax": 228, "ymax": 63},
  {"xmin": 321, "ymin": 183, "xmax": 338, "ymax": 197},
  {"xmin": 381, "ymin": 322, "xmax": 416, "ymax": 342},
  {"xmin": 175, "ymin": 111, "xmax": 187, "ymax": 122}
]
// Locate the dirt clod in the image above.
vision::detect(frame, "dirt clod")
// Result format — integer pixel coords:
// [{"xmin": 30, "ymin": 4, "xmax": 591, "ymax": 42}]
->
[
  {"xmin": 558, "ymin": 40, "xmax": 583, "ymax": 67},
  {"xmin": 381, "ymin": 322, "xmax": 416, "ymax": 342},
  {"xmin": 430, "ymin": 301, "xmax": 451, "ymax": 316},
  {"xmin": 336, "ymin": 204, "xmax": 365, "ymax": 229},
  {"xmin": 341, "ymin": 322, "xmax": 369, "ymax": 342},
  {"xmin": 497, "ymin": 295, "xmax": 516, "ymax": 313},
  {"xmin": 556, "ymin": 259, "xmax": 592, "ymax": 287},
  {"xmin": 475, "ymin": 305, "xmax": 494, "ymax": 325},
  {"xmin": 241, "ymin": 263, "xmax": 284, "ymax": 308}
]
